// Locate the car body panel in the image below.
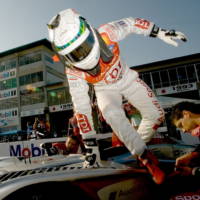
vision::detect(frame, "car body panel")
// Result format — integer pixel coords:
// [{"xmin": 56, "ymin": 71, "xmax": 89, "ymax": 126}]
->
[{"xmin": 0, "ymin": 143, "xmax": 199, "ymax": 199}]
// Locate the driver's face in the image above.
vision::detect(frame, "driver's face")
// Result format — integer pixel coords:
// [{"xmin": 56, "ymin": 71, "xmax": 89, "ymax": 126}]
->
[
  {"xmin": 65, "ymin": 137, "xmax": 79, "ymax": 153},
  {"xmin": 174, "ymin": 113, "xmax": 197, "ymax": 133}
]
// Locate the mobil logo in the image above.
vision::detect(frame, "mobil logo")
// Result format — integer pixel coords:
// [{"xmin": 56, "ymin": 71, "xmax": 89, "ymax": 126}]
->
[{"xmin": 9, "ymin": 143, "xmax": 45, "ymax": 157}]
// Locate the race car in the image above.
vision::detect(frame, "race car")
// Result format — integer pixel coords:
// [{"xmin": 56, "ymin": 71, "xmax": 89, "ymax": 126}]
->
[{"xmin": 0, "ymin": 140, "xmax": 199, "ymax": 200}]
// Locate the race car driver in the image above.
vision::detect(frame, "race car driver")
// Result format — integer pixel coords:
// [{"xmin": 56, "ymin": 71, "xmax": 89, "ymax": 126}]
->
[{"xmin": 47, "ymin": 8, "xmax": 187, "ymax": 184}]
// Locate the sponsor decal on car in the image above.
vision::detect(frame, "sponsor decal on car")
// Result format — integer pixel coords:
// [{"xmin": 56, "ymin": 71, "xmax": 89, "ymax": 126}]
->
[
  {"xmin": 170, "ymin": 191, "xmax": 200, "ymax": 200},
  {"xmin": 97, "ymin": 179, "xmax": 136, "ymax": 199},
  {"xmin": 10, "ymin": 143, "xmax": 45, "ymax": 157}
]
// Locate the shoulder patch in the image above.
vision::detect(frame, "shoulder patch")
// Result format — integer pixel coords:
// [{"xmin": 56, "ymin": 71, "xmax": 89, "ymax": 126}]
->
[{"xmin": 134, "ymin": 18, "xmax": 150, "ymax": 30}]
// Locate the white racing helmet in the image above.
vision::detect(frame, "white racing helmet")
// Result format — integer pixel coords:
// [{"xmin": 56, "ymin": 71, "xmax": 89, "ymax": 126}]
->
[{"xmin": 47, "ymin": 9, "xmax": 101, "ymax": 76}]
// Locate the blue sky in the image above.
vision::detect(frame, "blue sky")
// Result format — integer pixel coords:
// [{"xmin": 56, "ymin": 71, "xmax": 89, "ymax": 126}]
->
[{"xmin": 0, "ymin": 0, "xmax": 199, "ymax": 66}]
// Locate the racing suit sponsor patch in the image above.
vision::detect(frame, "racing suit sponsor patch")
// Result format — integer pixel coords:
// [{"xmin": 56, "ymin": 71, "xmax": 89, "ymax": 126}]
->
[
  {"xmin": 104, "ymin": 62, "xmax": 123, "ymax": 84},
  {"xmin": 136, "ymin": 78, "xmax": 155, "ymax": 97},
  {"xmin": 76, "ymin": 114, "xmax": 92, "ymax": 134},
  {"xmin": 115, "ymin": 20, "xmax": 128, "ymax": 28},
  {"xmin": 152, "ymin": 100, "xmax": 165, "ymax": 130},
  {"xmin": 135, "ymin": 18, "xmax": 150, "ymax": 30}
]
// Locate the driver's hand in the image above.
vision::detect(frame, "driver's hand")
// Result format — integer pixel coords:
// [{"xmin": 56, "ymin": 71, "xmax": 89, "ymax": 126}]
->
[{"xmin": 157, "ymin": 29, "xmax": 187, "ymax": 47}]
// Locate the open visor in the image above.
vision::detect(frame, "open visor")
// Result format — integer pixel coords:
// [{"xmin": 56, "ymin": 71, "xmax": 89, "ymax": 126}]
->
[{"xmin": 64, "ymin": 31, "xmax": 95, "ymax": 63}]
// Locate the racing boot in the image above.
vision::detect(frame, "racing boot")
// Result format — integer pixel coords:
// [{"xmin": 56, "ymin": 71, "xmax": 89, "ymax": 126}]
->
[{"xmin": 138, "ymin": 149, "xmax": 165, "ymax": 184}]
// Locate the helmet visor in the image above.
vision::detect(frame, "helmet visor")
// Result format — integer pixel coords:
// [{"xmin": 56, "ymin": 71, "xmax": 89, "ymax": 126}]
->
[{"xmin": 64, "ymin": 31, "xmax": 95, "ymax": 63}]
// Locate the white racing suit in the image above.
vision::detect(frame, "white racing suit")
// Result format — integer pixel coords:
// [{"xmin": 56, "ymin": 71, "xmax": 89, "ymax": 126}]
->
[{"xmin": 66, "ymin": 17, "xmax": 165, "ymax": 156}]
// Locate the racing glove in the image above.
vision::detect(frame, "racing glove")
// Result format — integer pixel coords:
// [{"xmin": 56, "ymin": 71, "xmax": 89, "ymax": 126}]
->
[
  {"xmin": 175, "ymin": 151, "xmax": 200, "ymax": 168},
  {"xmin": 175, "ymin": 166, "xmax": 193, "ymax": 176},
  {"xmin": 150, "ymin": 25, "xmax": 187, "ymax": 47},
  {"xmin": 191, "ymin": 125, "xmax": 200, "ymax": 137}
]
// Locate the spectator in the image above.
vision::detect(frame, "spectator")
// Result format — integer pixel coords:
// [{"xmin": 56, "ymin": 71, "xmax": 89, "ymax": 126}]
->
[
  {"xmin": 123, "ymin": 101, "xmax": 142, "ymax": 130},
  {"xmin": 26, "ymin": 121, "xmax": 33, "ymax": 140},
  {"xmin": 45, "ymin": 117, "xmax": 86, "ymax": 155},
  {"xmin": 42, "ymin": 135, "xmax": 86, "ymax": 156},
  {"xmin": 65, "ymin": 135, "xmax": 86, "ymax": 154},
  {"xmin": 68, "ymin": 116, "xmax": 86, "ymax": 153},
  {"xmin": 112, "ymin": 101, "xmax": 142, "ymax": 147},
  {"xmin": 68, "ymin": 116, "xmax": 80, "ymax": 136},
  {"xmin": 33, "ymin": 117, "xmax": 51, "ymax": 139},
  {"xmin": 171, "ymin": 101, "xmax": 200, "ymax": 176}
]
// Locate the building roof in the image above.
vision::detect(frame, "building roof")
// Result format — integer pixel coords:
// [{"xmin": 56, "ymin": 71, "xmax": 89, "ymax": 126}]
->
[
  {"xmin": 0, "ymin": 39, "xmax": 52, "ymax": 58},
  {"xmin": 131, "ymin": 53, "xmax": 200, "ymax": 71}
]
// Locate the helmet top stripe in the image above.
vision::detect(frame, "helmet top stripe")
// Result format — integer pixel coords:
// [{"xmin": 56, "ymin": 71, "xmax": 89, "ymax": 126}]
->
[{"xmin": 55, "ymin": 18, "xmax": 86, "ymax": 51}]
